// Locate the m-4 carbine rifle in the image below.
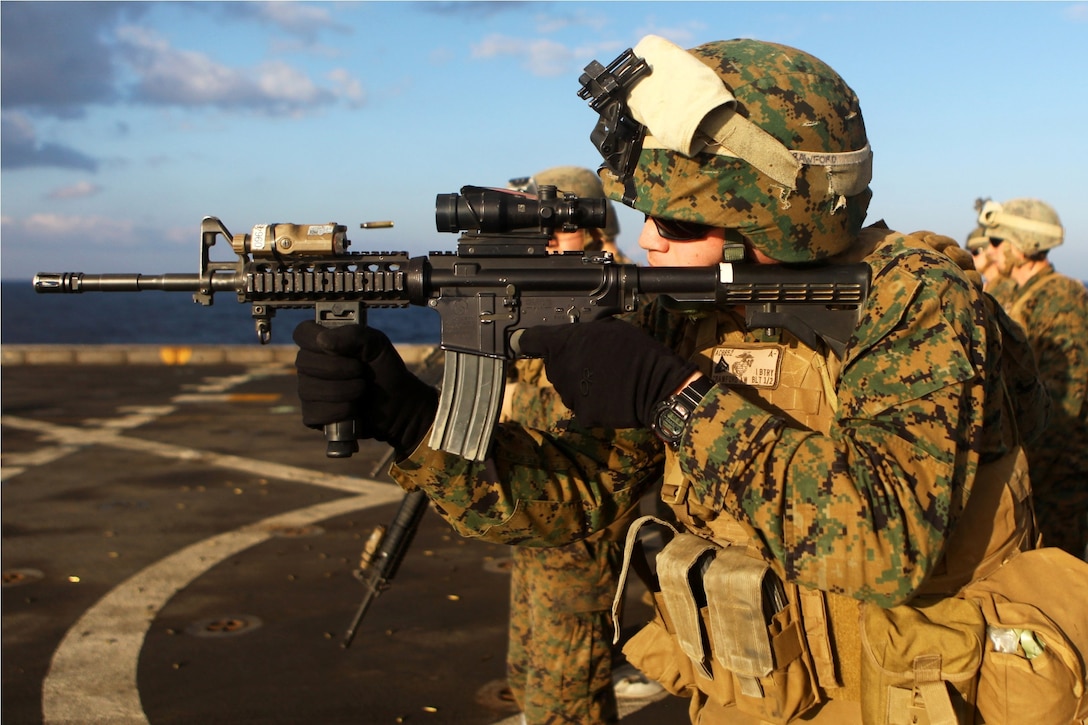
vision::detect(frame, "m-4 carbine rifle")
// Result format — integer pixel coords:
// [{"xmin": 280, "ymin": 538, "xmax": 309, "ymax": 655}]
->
[{"xmin": 34, "ymin": 184, "xmax": 870, "ymax": 461}]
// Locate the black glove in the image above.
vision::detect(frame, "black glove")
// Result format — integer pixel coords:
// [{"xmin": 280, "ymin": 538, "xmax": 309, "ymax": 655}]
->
[
  {"xmin": 293, "ymin": 321, "xmax": 438, "ymax": 457},
  {"xmin": 516, "ymin": 318, "xmax": 696, "ymax": 428}
]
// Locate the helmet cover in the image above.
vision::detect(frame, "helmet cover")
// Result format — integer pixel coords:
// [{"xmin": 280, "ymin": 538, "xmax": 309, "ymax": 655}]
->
[
  {"xmin": 599, "ymin": 38, "xmax": 871, "ymax": 262},
  {"xmin": 977, "ymin": 197, "xmax": 1063, "ymax": 256}
]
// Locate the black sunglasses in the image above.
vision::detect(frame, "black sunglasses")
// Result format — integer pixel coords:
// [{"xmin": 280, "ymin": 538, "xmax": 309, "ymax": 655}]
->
[{"xmin": 646, "ymin": 215, "xmax": 717, "ymax": 241}]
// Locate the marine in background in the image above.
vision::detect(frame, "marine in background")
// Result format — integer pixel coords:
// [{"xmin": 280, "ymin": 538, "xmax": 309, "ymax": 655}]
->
[
  {"xmin": 965, "ymin": 224, "xmax": 1016, "ymax": 302},
  {"xmin": 975, "ymin": 197, "xmax": 1088, "ymax": 558},
  {"xmin": 499, "ymin": 165, "xmax": 651, "ymax": 724}
]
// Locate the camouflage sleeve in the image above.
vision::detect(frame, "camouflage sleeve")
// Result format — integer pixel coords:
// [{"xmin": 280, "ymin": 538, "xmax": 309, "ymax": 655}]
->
[
  {"xmin": 505, "ymin": 359, "xmax": 569, "ymax": 432},
  {"xmin": 678, "ymin": 243, "xmax": 988, "ymax": 607},
  {"xmin": 984, "ymin": 276, "xmax": 1017, "ymax": 309},
  {"xmin": 986, "ymin": 295, "xmax": 1051, "ymax": 446},
  {"xmin": 911, "ymin": 231, "xmax": 1050, "ymax": 446},
  {"xmin": 390, "ymin": 422, "xmax": 664, "ymax": 547},
  {"xmin": 1021, "ymin": 275, "xmax": 1088, "ymax": 419}
]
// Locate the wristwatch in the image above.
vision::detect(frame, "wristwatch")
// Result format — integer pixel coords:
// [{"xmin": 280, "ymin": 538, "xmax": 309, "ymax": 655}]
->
[{"xmin": 650, "ymin": 375, "xmax": 715, "ymax": 448}]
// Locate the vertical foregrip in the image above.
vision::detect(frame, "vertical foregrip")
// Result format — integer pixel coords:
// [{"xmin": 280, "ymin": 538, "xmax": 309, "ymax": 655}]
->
[
  {"xmin": 316, "ymin": 301, "xmax": 366, "ymax": 458},
  {"xmin": 428, "ymin": 352, "xmax": 506, "ymax": 462},
  {"xmin": 324, "ymin": 420, "xmax": 359, "ymax": 458}
]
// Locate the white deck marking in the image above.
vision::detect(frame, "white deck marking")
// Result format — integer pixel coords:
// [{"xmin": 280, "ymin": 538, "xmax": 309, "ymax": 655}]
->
[
  {"xmin": 41, "ymin": 495, "xmax": 399, "ymax": 725},
  {"xmin": 4, "ymin": 366, "xmax": 407, "ymax": 723},
  {"xmin": 8, "ymin": 366, "xmax": 663, "ymax": 722},
  {"xmin": 1, "ymin": 415, "xmax": 385, "ymax": 495}
]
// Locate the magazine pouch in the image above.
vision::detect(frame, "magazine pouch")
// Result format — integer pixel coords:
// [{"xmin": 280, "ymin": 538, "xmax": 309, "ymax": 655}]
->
[
  {"xmin": 623, "ymin": 532, "xmax": 820, "ymax": 724},
  {"xmin": 861, "ymin": 597, "xmax": 985, "ymax": 724},
  {"xmin": 704, "ymin": 547, "xmax": 820, "ymax": 723},
  {"xmin": 961, "ymin": 547, "xmax": 1088, "ymax": 724}
]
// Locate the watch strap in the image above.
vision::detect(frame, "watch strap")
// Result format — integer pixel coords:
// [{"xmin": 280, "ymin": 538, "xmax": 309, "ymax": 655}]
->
[{"xmin": 675, "ymin": 375, "xmax": 714, "ymax": 413}]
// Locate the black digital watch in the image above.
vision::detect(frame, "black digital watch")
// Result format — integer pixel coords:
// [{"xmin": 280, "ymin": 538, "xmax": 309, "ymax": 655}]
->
[{"xmin": 650, "ymin": 375, "xmax": 714, "ymax": 448}]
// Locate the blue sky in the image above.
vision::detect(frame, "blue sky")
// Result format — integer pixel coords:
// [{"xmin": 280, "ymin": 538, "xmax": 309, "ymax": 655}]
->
[{"xmin": 3, "ymin": 1, "xmax": 1087, "ymax": 282}]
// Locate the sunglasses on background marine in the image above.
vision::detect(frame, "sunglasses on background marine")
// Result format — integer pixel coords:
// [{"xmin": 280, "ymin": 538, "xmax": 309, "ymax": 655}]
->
[{"xmin": 646, "ymin": 215, "xmax": 717, "ymax": 241}]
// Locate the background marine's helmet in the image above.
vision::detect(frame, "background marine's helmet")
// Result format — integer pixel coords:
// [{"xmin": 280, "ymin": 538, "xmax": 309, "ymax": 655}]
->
[
  {"xmin": 976, "ymin": 197, "xmax": 1063, "ymax": 256},
  {"xmin": 965, "ymin": 225, "xmax": 991, "ymax": 253},
  {"xmin": 599, "ymin": 37, "xmax": 872, "ymax": 263}
]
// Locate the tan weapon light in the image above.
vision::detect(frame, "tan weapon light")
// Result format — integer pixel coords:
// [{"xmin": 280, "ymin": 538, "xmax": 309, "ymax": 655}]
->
[{"xmin": 230, "ymin": 221, "xmax": 394, "ymax": 257}]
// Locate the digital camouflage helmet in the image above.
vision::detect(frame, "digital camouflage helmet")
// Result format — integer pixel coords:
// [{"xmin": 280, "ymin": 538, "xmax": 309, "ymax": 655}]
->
[
  {"xmin": 590, "ymin": 36, "xmax": 873, "ymax": 263},
  {"xmin": 976, "ymin": 197, "xmax": 1063, "ymax": 257}
]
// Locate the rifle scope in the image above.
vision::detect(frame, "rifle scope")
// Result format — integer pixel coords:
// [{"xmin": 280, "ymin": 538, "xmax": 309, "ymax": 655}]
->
[{"xmin": 435, "ymin": 185, "xmax": 607, "ymax": 236}]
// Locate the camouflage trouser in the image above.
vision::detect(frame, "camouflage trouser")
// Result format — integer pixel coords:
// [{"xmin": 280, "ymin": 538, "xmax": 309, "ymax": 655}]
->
[{"xmin": 506, "ymin": 536, "xmax": 623, "ymax": 725}]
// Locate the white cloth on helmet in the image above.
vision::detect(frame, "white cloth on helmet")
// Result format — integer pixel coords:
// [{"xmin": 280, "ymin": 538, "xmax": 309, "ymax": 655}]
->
[{"xmin": 626, "ymin": 35, "xmax": 737, "ymax": 158}]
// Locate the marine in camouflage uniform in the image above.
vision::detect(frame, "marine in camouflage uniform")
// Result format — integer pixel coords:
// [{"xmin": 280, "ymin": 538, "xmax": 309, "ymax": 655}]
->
[
  {"xmin": 500, "ymin": 166, "xmax": 634, "ymax": 725},
  {"xmin": 293, "ymin": 37, "xmax": 1052, "ymax": 723},
  {"xmin": 386, "ymin": 38, "xmax": 1049, "ymax": 722},
  {"xmin": 975, "ymin": 198, "xmax": 1088, "ymax": 558},
  {"xmin": 965, "ymin": 222, "xmax": 1017, "ymax": 305}
]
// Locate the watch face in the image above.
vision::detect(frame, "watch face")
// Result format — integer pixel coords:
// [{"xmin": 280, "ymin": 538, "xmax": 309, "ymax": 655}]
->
[
  {"xmin": 653, "ymin": 378, "xmax": 711, "ymax": 446},
  {"xmin": 655, "ymin": 404, "xmax": 687, "ymax": 443}
]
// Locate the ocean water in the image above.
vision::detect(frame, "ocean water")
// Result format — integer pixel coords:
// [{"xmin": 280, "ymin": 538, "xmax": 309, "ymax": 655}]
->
[{"xmin": 0, "ymin": 281, "xmax": 440, "ymax": 345}]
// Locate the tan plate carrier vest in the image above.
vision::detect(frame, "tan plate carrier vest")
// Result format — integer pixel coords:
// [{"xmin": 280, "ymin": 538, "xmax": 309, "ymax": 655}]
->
[{"xmin": 613, "ymin": 310, "xmax": 1035, "ymax": 724}]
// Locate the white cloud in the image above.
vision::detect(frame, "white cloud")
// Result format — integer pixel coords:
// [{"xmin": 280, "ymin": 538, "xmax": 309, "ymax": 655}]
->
[
  {"xmin": 327, "ymin": 68, "xmax": 365, "ymax": 106},
  {"xmin": 113, "ymin": 25, "xmax": 360, "ymax": 114},
  {"xmin": 472, "ymin": 34, "xmax": 615, "ymax": 78},
  {"xmin": 532, "ymin": 8, "xmax": 609, "ymax": 35},
  {"xmin": 4, "ymin": 213, "xmax": 137, "ymax": 243},
  {"xmin": 1065, "ymin": 3, "xmax": 1088, "ymax": 21},
  {"xmin": 47, "ymin": 181, "xmax": 102, "ymax": 201},
  {"xmin": 226, "ymin": 1, "xmax": 349, "ymax": 40},
  {"xmin": 255, "ymin": 60, "xmax": 327, "ymax": 104},
  {"xmin": 115, "ymin": 25, "xmax": 247, "ymax": 105}
]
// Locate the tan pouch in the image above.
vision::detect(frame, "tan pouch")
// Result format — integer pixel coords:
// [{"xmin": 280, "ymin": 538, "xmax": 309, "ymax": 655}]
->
[
  {"xmin": 625, "ymin": 600, "xmax": 822, "ymax": 724},
  {"xmin": 962, "ymin": 548, "xmax": 1088, "ymax": 724},
  {"xmin": 861, "ymin": 597, "xmax": 985, "ymax": 724},
  {"xmin": 727, "ymin": 598, "xmax": 822, "ymax": 724},
  {"xmin": 625, "ymin": 529, "xmax": 821, "ymax": 723},
  {"xmin": 622, "ymin": 605, "xmax": 699, "ymax": 698}
]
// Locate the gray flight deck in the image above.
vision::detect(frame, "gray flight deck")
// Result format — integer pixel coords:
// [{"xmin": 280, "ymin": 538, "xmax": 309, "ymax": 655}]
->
[{"xmin": 1, "ymin": 345, "xmax": 688, "ymax": 724}]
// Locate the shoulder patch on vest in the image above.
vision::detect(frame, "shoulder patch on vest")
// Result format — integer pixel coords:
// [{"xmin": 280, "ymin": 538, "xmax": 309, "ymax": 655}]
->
[{"xmin": 711, "ymin": 345, "xmax": 782, "ymax": 388}]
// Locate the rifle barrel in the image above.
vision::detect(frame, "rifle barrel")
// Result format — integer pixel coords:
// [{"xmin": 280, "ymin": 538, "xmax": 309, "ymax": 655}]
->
[{"xmin": 33, "ymin": 272, "xmax": 241, "ymax": 294}]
